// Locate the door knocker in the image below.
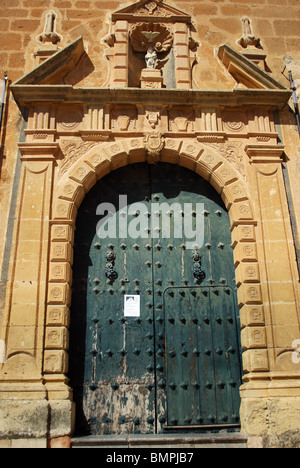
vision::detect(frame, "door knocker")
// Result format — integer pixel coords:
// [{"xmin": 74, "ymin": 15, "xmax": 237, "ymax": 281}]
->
[
  {"xmin": 105, "ymin": 250, "xmax": 118, "ymax": 282},
  {"xmin": 191, "ymin": 249, "xmax": 206, "ymax": 284}
]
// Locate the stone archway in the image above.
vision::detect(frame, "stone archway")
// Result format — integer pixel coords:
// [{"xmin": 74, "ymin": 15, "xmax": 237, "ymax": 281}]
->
[
  {"xmin": 44, "ymin": 138, "xmax": 265, "ymax": 433},
  {"xmin": 69, "ymin": 161, "xmax": 243, "ymax": 434},
  {"xmin": 1, "ymin": 121, "xmax": 299, "ymax": 442},
  {"xmin": 0, "ymin": 0, "xmax": 299, "ymax": 444}
]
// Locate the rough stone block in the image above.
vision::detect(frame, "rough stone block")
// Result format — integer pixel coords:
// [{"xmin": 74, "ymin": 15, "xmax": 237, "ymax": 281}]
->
[
  {"xmin": 0, "ymin": 400, "xmax": 49, "ymax": 439},
  {"xmin": 48, "ymin": 400, "xmax": 75, "ymax": 438}
]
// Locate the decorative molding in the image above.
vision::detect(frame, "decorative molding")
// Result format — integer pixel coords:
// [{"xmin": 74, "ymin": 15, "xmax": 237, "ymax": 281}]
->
[
  {"xmin": 111, "ymin": 0, "xmax": 191, "ymax": 23},
  {"xmin": 11, "ymin": 85, "xmax": 292, "ymax": 109},
  {"xmin": 80, "ymin": 131, "xmax": 111, "ymax": 141},
  {"xmin": 6, "ymin": 6, "xmax": 298, "ymax": 403}
]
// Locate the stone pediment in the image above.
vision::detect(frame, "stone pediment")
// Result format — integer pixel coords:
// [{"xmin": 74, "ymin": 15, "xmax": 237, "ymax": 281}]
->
[
  {"xmin": 14, "ymin": 37, "xmax": 85, "ymax": 85},
  {"xmin": 111, "ymin": 0, "xmax": 191, "ymax": 22},
  {"xmin": 11, "ymin": 23, "xmax": 291, "ymax": 110},
  {"xmin": 218, "ymin": 44, "xmax": 287, "ymax": 90}
]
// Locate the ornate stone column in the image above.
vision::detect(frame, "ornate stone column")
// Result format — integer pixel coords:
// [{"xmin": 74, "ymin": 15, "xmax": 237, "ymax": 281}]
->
[
  {"xmin": 0, "ymin": 140, "xmax": 58, "ymax": 439},
  {"xmin": 240, "ymin": 143, "xmax": 300, "ymax": 436}
]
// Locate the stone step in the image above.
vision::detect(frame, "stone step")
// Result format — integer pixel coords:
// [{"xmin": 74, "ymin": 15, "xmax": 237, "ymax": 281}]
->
[{"xmin": 72, "ymin": 433, "xmax": 248, "ymax": 449}]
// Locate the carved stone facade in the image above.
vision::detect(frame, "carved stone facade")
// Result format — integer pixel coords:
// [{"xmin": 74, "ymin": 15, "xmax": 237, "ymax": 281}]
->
[{"xmin": 0, "ymin": 0, "xmax": 300, "ymax": 449}]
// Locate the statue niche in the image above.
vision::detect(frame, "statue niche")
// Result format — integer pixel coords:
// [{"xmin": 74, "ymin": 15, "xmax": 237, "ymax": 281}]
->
[{"xmin": 129, "ymin": 22, "xmax": 174, "ymax": 88}]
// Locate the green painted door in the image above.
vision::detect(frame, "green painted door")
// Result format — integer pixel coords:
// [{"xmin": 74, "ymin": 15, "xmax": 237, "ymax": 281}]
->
[{"xmin": 69, "ymin": 163, "xmax": 242, "ymax": 436}]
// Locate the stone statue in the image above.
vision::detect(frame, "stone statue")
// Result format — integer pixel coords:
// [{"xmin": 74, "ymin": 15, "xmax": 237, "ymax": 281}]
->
[
  {"xmin": 142, "ymin": 31, "xmax": 160, "ymax": 69},
  {"xmin": 145, "ymin": 46, "xmax": 157, "ymax": 69}
]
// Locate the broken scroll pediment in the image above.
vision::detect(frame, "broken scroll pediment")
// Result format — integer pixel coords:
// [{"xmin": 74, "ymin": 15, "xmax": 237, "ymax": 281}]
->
[{"xmin": 218, "ymin": 44, "xmax": 288, "ymax": 90}]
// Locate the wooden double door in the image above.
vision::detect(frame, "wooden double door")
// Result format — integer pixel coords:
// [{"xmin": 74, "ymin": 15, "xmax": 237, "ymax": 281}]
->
[{"xmin": 69, "ymin": 163, "xmax": 242, "ymax": 435}]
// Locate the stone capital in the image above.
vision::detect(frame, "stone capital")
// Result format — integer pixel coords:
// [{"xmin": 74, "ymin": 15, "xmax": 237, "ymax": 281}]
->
[
  {"xmin": 18, "ymin": 142, "xmax": 60, "ymax": 161},
  {"xmin": 245, "ymin": 144, "xmax": 285, "ymax": 164}
]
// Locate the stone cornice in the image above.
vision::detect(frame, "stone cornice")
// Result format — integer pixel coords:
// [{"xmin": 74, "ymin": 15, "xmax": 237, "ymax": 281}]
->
[{"xmin": 11, "ymin": 85, "xmax": 291, "ymax": 109}]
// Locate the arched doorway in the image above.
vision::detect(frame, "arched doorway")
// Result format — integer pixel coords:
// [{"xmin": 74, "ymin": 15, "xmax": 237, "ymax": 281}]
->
[{"xmin": 69, "ymin": 162, "xmax": 242, "ymax": 436}]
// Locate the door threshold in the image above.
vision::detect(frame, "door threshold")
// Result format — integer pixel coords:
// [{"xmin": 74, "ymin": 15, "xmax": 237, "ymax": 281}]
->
[
  {"xmin": 163, "ymin": 424, "xmax": 241, "ymax": 431},
  {"xmin": 71, "ymin": 433, "xmax": 248, "ymax": 448}
]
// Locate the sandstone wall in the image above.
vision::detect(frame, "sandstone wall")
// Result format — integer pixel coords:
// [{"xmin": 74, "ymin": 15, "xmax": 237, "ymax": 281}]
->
[
  {"xmin": 1, "ymin": 0, "xmax": 299, "ymax": 338},
  {"xmin": 0, "ymin": 1, "xmax": 300, "ymax": 446}
]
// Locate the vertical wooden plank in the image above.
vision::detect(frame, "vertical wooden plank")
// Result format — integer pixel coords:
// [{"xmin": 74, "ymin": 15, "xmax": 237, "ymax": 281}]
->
[{"xmin": 70, "ymin": 164, "xmax": 156, "ymax": 435}]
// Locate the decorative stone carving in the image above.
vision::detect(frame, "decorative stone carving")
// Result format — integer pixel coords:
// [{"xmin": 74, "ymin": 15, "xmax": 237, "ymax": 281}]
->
[
  {"xmin": 111, "ymin": 0, "xmax": 191, "ymax": 22},
  {"xmin": 135, "ymin": 0, "xmax": 172, "ymax": 18},
  {"xmin": 57, "ymin": 108, "xmax": 83, "ymax": 131},
  {"xmin": 130, "ymin": 23, "xmax": 173, "ymax": 54},
  {"xmin": 142, "ymin": 0, "xmax": 160, "ymax": 15},
  {"xmin": 242, "ymin": 327, "xmax": 267, "ymax": 350},
  {"xmin": 47, "ymin": 305, "xmax": 70, "ymax": 327},
  {"xmin": 223, "ymin": 111, "xmax": 247, "ymax": 133},
  {"xmin": 130, "ymin": 22, "xmax": 173, "ymax": 87},
  {"xmin": 145, "ymin": 108, "xmax": 160, "ymax": 129},
  {"xmin": 243, "ymin": 349, "xmax": 269, "ymax": 372},
  {"xmin": 50, "ymin": 243, "xmax": 73, "ymax": 264},
  {"xmin": 49, "ymin": 262, "xmax": 72, "ymax": 284},
  {"xmin": 51, "ymin": 225, "xmax": 73, "ymax": 243},
  {"xmin": 144, "ymin": 131, "xmax": 165, "ymax": 163},
  {"xmin": 45, "ymin": 327, "xmax": 69, "ymax": 350},
  {"xmin": 37, "ymin": 11, "xmax": 62, "ymax": 45},
  {"xmin": 236, "ymin": 262, "xmax": 260, "ymax": 286},
  {"xmin": 59, "ymin": 140, "xmax": 98, "ymax": 178},
  {"xmin": 206, "ymin": 142, "xmax": 246, "ymax": 179},
  {"xmin": 240, "ymin": 305, "xmax": 265, "ymax": 328},
  {"xmin": 237, "ymin": 17, "xmax": 263, "ymax": 50},
  {"xmin": 111, "ymin": 106, "xmax": 137, "ymax": 132},
  {"xmin": 169, "ymin": 108, "xmax": 195, "ymax": 133},
  {"xmin": 118, "ymin": 115, "xmax": 131, "ymax": 131},
  {"xmin": 44, "ymin": 350, "xmax": 68, "ymax": 374}
]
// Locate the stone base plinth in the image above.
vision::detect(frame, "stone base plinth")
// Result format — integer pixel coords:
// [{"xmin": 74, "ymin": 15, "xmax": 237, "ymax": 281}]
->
[{"xmin": 140, "ymin": 68, "xmax": 164, "ymax": 89}]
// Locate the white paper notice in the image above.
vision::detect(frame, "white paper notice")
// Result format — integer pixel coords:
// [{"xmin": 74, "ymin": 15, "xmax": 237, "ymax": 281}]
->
[{"xmin": 124, "ymin": 295, "xmax": 141, "ymax": 317}]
